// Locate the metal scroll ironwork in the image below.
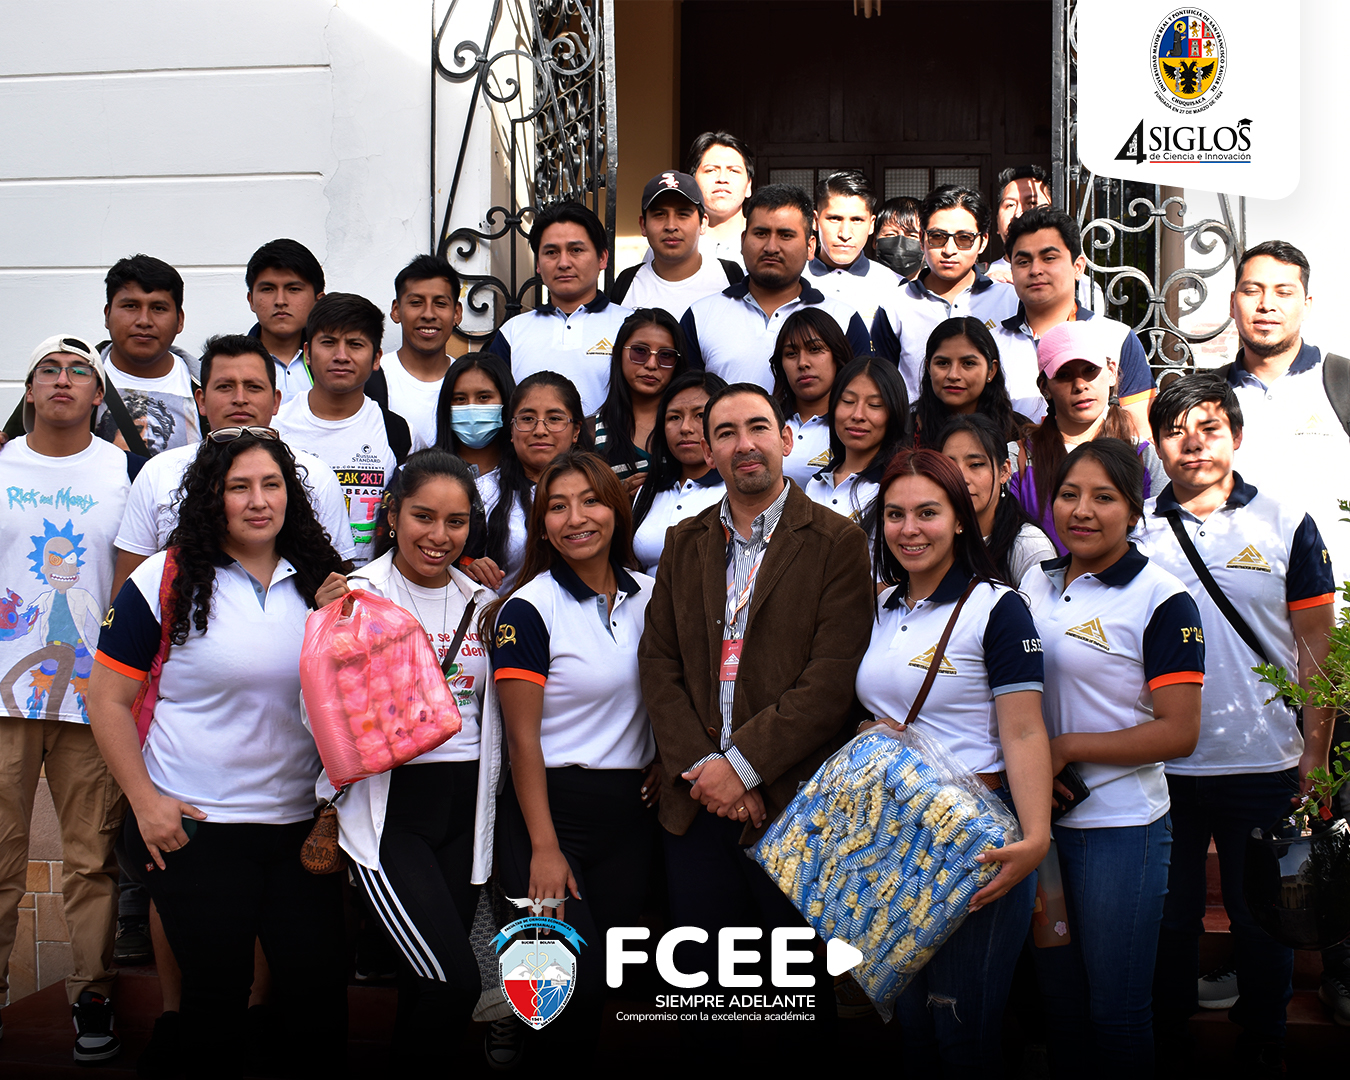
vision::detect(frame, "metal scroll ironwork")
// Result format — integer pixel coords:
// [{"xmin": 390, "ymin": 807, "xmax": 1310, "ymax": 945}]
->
[
  {"xmin": 431, "ymin": 0, "xmax": 617, "ymax": 345},
  {"xmin": 1051, "ymin": 0, "xmax": 1241, "ymax": 377}
]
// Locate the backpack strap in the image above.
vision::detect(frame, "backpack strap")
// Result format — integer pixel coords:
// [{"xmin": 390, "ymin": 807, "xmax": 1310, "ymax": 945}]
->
[
  {"xmin": 364, "ymin": 367, "xmax": 390, "ymax": 410},
  {"xmin": 100, "ymin": 380, "xmax": 153, "ymax": 459},
  {"xmin": 610, "ymin": 264, "xmax": 639, "ymax": 304},
  {"xmin": 378, "ymin": 402, "xmax": 413, "ymax": 464},
  {"xmin": 1164, "ymin": 511, "xmax": 1270, "ymax": 664},
  {"xmin": 1322, "ymin": 353, "xmax": 1350, "ymax": 437},
  {"xmin": 131, "ymin": 548, "xmax": 180, "ymax": 747},
  {"xmin": 718, "ymin": 258, "xmax": 745, "ymax": 285}
]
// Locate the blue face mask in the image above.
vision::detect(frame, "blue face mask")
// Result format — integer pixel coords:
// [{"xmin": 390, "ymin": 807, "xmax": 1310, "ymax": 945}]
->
[{"xmin": 450, "ymin": 404, "xmax": 503, "ymax": 449}]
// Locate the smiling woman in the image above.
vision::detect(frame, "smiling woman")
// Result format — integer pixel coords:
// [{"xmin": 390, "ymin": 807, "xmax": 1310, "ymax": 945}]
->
[
  {"xmin": 480, "ymin": 449, "xmax": 658, "ymax": 1049},
  {"xmin": 87, "ymin": 430, "xmax": 351, "ymax": 1077}
]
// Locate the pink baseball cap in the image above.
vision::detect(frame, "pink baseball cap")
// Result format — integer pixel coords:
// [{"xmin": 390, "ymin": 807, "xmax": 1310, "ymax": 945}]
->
[{"xmin": 1037, "ymin": 321, "xmax": 1113, "ymax": 380}]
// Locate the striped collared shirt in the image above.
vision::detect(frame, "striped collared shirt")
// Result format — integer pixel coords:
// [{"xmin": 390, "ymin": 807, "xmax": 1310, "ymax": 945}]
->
[{"xmin": 698, "ymin": 479, "xmax": 791, "ymax": 790}]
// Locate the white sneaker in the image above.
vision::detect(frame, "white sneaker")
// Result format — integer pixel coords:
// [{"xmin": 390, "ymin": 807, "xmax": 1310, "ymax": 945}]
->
[{"xmin": 1198, "ymin": 966, "xmax": 1239, "ymax": 1010}]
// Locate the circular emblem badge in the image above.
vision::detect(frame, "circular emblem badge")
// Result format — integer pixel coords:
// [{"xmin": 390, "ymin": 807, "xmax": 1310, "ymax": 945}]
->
[{"xmin": 1151, "ymin": 8, "xmax": 1226, "ymax": 113}]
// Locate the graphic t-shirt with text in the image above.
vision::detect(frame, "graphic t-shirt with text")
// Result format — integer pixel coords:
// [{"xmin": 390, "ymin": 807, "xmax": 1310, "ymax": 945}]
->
[{"xmin": 275, "ymin": 394, "xmax": 397, "ymax": 566}]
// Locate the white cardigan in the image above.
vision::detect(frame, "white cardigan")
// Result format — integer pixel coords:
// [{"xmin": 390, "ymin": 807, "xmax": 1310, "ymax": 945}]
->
[{"xmin": 313, "ymin": 551, "xmax": 504, "ymax": 883}]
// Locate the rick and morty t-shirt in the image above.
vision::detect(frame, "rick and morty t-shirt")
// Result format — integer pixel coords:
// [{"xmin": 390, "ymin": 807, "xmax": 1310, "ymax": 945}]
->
[{"xmin": 0, "ymin": 436, "xmax": 134, "ymax": 723}]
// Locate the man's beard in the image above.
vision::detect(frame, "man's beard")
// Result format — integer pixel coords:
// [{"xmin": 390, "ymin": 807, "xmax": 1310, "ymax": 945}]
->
[
  {"xmin": 729, "ymin": 451, "xmax": 776, "ymax": 494},
  {"xmin": 1243, "ymin": 330, "xmax": 1298, "ymax": 358}
]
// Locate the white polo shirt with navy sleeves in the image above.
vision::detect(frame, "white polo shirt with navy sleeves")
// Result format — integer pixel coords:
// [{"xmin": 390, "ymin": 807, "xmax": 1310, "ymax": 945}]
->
[
  {"xmin": 680, "ymin": 279, "xmax": 871, "ymax": 391},
  {"xmin": 485, "ymin": 293, "xmax": 632, "ymax": 416},
  {"xmin": 1023, "ymin": 545, "xmax": 1205, "ymax": 829},
  {"xmin": 492, "ymin": 561, "xmax": 655, "ymax": 770},
  {"xmin": 805, "ymin": 254, "xmax": 902, "ymax": 329},
  {"xmin": 783, "ymin": 412, "xmax": 833, "ymax": 488},
  {"xmin": 632, "ymin": 471, "xmax": 725, "ymax": 576},
  {"xmin": 1225, "ymin": 343, "xmax": 1350, "ymax": 609},
  {"xmin": 870, "ymin": 268, "xmax": 1019, "ymax": 401},
  {"xmin": 1135, "ymin": 475, "xmax": 1336, "ymax": 775},
  {"xmin": 855, "ymin": 565, "xmax": 1044, "ymax": 776},
  {"xmin": 803, "ymin": 458, "xmax": 883, "ymax": 527},
  {"xmin": 95, "ymin": 550, "xmax": 320, "ymax": 825}
]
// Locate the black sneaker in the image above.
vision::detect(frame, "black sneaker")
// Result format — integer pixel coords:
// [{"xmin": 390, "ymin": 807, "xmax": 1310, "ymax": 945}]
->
[
  {"xmin": 1198, "ymin": 965, "xmax": 1239, "ymax": 1010},
  {"xmin": 1320, "ymin": 969, "xmax": 1350, "ymax": 1026},
  {"xmin": 72, "ymin": 990, "xmax": 121, "ymax": 1063},
  {"xmin": 113, "ymin": 921, "xmax": 153, "ymax": 966},
  {"xmin": 135, "ymin": 1010, "xmax": 181, "ymax": 1079},
  {"xmin": 484, "ymin": 1015, "xmax": 525, "ymax": 1071}
]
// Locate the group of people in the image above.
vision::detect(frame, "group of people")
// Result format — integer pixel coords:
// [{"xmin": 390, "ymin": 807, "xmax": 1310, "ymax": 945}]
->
[{"xmin": 0, "ymin": 128, "xmax": 1347, "ymax": 1080}]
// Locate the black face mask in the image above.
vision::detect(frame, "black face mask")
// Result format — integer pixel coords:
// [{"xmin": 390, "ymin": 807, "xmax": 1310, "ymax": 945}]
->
[{"xmin": 874, "ymin": 235, "xmax": 924, "ymax": 278}]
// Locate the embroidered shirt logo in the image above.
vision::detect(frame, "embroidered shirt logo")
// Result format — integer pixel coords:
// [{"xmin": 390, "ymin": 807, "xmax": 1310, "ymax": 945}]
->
[
  {"xmin": 807, "ymin": 449, "xmax": 832, "ymax": 467},
  {"xmin": 496, "ymin": 624, "xmax": 517, "ymax": 648},
  {"xmin": 1065, "ymin": 617, "xmax": 1111, "ymax": 651},
  {"xmin": 586, "ymin": 338, "xmax": 613, "ymax": 355},
  {"xmin": 1227, "ymin": 545, "xmax": 1272, "ymax": 572},
  {"xmin": 908, "ymin": 645, "xmax": 957, "ymax": 674}
]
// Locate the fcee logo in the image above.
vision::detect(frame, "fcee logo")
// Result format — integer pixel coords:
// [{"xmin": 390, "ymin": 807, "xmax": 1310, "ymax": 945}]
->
[
  {"xmin": 495, "ymin": 900, "xmax": 586, "ymax": 1030},
  {"xmin": 1152, "ymin": 8, "xmax": 1226, "ymax": 114}
]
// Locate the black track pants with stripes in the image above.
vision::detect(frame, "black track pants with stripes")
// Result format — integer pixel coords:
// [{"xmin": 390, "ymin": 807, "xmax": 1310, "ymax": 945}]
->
[{"xmin": 350, "ymin": 759, "xmax": 481, "ymax": 1067}]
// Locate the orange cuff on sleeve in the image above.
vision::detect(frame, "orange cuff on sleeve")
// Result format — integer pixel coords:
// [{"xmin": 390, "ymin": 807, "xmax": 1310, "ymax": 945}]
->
[
  {"xmin": 494, "ymin": 668, "xmax": 547, "ymax": 687},
  {"xmin": 1119, "ymin": 388, "xmax": 1157, "ymax": 407},
  {"xmin": 94, "ymin": 651, "xmax": 148, "ymax": 681},
  {"xmin": 1288, "ymin": 593, "xmax": 1335, "ymax": 611},
  {"xmin": 1148, "ymin": 671, "xmax": 1204, "ymax": 690}
]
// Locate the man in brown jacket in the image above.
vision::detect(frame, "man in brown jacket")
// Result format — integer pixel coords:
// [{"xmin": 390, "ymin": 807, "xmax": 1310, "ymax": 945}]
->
[{"xmin": 639, "ymin": 382, "xmax": 872, "ymax": 1052}]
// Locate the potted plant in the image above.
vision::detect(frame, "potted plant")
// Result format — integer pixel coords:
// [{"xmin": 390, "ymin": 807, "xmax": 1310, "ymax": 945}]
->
[{"xmin": 1245, "ymin": 527, "xmax": 1350, "ymax": 951}]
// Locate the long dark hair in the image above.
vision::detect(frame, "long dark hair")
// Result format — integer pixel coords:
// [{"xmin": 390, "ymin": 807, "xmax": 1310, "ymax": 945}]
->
[
  {"xmin": 480, "ymin": 450, "xmax": 634, "ymax": 643},
  {"xmin": 632, "ymin": 370, "xmax": 727, "ymax": 529},
  {"xmin": 824, "ymin": 357, "xmax": 910, "ymax": 533},
  {"xmin": 769, "ymin": 307, "xmax": 853, "ymax": 418},
  {"xmin": 914, "ymin": 317, "xmax": 1022, "ymax": 447},
  {"xmin": 1051, "ymin": 438, "xmax": 1146, "ymax": 526},
  {"xmin": 486, "ymin": 371, "xmax": 593, "ymax": 574},
  {"xmin": 433, "ymin": 353, "xmax": 515, "ymax": 457},
  {"xmin": 936, "ymin": 413, "xmax": 1048, "ymax": 584},
  {"xmin": 1027, "ymin": 366, "xmax": 1133, "ymax": 510},
  {"xmin": 167, "ymin": 434, "xmax": 349, "ymax": 644},
  {"xmin": 594, "ymin": 308, "xmax": 689, "ymax": 475},
  {"xmin": 373, "ymin": 448, "xmax": 485, "ymax": 564},
  {"xmin": 874, "ymin": 447, "xmax": 1003, "ymax": 598}
]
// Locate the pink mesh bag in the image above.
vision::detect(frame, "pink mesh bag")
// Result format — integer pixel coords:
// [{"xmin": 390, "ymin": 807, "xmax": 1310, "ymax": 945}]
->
[{"xmin": 301, "ymin": 589, "xmax": 462, "ymax": 790}]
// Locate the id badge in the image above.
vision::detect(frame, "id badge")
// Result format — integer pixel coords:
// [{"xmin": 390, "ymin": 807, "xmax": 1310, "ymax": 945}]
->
[{"xmin": 720, "ymin": 639, "xmax": 743, "ymax": 682}]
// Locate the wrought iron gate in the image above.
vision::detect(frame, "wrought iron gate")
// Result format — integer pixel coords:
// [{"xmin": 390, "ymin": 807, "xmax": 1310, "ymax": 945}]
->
[
  {"xmin": 431, "ymin": 0, "xmax": 617, "ymax": 346},
  {"xmin": 1051, "ymin": 0, "xmax": 1242, "ymax": 376}
]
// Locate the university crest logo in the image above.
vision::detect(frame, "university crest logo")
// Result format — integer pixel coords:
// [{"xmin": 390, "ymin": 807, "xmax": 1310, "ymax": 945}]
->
[
  {"xmin": 494, "ymin": 902, "xmax": 586, "ymax": 1030},
  {"xmin": 1151, "ymin": 9, "xmax": 1226, "ymax": 113}
]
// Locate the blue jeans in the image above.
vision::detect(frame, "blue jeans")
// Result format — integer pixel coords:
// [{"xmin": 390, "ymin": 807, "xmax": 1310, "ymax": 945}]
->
[
  {"xmin": 1033, "ymin": 816, "xmax": 1172, "ymax": 1077},
  {"xmin": 1154, "ymin": 770, "xmax": 1297, "ymax": 1045},
  {"xmin": 893, "ymin": 785, "xmax": 1037, "ymax": 1069}
]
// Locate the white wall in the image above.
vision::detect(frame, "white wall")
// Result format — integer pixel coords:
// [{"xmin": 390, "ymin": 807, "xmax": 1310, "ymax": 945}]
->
[{"xmin": 0, "ymin": 0, "xmax": 495, "ymax": 418}]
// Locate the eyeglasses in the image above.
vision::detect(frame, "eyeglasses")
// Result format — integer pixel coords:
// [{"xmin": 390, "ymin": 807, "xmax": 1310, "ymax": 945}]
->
[
  {"xmin": 510, "ymin": 414, "xmax": 578, "ymax": 433},
  {"xmin": 624, "ymin": 343, "xmax": 680, "ymax": 368},
  {"xmin": 206, "ymin": 426, "xmax": 280, "ymax": 444},
  {"xmin": 924, "ymin": 229, "xmax": 981, "ymax": 251},
  {"xmin": 33, "ymin": 363, "xmax": 96, "ymax": 384}
]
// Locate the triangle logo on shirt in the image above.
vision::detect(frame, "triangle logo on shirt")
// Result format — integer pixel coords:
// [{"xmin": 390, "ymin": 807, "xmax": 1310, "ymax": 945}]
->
[
  {"xmin": 984, "ymin": 318, "xmax": 996, "ymax": 329},
  {"xmin": 808, "ymin": 450, "xmax": 832, "ymax": 467},
  {"xmin": 1227, "ymin": 545, "xmax": 1272, "ymax": 572},
  {"xmin": 1065, "ymin": 617, "xmax": 1111, "ymax": 651},
  {"xmin": 908, "ymin": 645, "xmax": 957, "ymax": 674},
  {"xmin": 587, "ymin": 337, "xmax": 613, "ymax": 355}
]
